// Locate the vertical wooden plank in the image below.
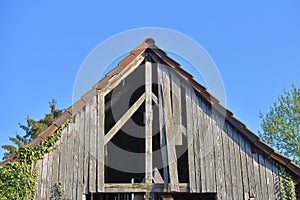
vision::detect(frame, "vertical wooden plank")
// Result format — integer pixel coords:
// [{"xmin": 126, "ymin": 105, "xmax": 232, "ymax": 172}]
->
[
  {"xmin": 77, "ymin": 108, "xmax": 85, "ymax": 200},
  {"xmin": 36, "ymin": 159, "xmax": 43, "ymax": 199},
  {"xmin": 58, "ymin": 127, "xmax": 67, "ymax": 190},
  {"xmin": 45, "ymin": 150, "xmax": 53, "ymax": 199},
  {"xmin": 252, "ymin": 153, "xmax": 263, "ymax": 200},
  {"xmin": 231, "ymin": 128, "xmax": 243, "ymax": 200},
  {"xmin": 72, "ymin": 114, "xmax": 80, "ymax": 200},
  {"xmin": 221, "ymin": 123, "xmax": 233, "ymax": 199},
  {"xmin": 171, "ymin": 72, "xmax": 182, "ymax": 145},
  {"xmin": 65, "ymin": 123, "xmax": 73, "ymax": 197},
  {"xmin": 203, "ymin": 103, "xmax": 217, "ymax": 193},
  {"xmin": 226, "ymin": 124, "xmax": 238, "ymax": 200},
  {"xmin": 192, "ymin": 93, "xmax": 201, "ymax": 192},
  {"xmin": 258, "ymin": 154, "xmax": 269, "ymax": 200},
  {"xmin": 157, "ymin": 64, "xmax": 169, "ymax": 191},
  {"xmin": 162, "ymin": 66, "xmax": 179, "ymax": 191},
  {"xmin": 89, "ymin": 96, "xmax": 97, "ymax": 193},
  {"xmin": 41, "ymin": 153, "xmax": 48, "ymax": 200},
  {"xmin": 198, "ymin": 101, "xmax": 206, "ymax": 193},
  {"xmin": 214, "ymin": 115, "xmax": 226, "ymax": 199},
  {"xmin": 97, "ymin": 91, "xmax": 105, "ymax": 192},
  {"xmin": 84, "ymin": 101, "xmax": 90, "ymax": 194},
  {"xmin": 185, "ymin": 84, "xmax": 196, "ymax": 193},
  {"xmin": 238, "ymin": 133, "xmax": 250, "ymax": 199},
  {"xmin": 145, "ymin": 60, "xmax": 153, "ymax": 184},
  {"xmin": 245, "ymin": 140, "xmax": 256, "ymax": 198},
  {"xmin": 272, "ymin": 163, "xmax": 281, "ymax": 199},
  {"xmin": 265, "ymin": 158, "xmax": 276, "ymax": 200},
  {"xmin": 51, "ymin": 139, "xmax": 60, "ymax": 186}
]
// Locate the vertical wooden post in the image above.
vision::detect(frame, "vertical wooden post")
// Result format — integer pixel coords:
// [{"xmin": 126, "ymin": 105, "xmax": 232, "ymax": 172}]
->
[
  {"xmin": 162, "ymin": 66, "xmax": 179, "ymax": 192},
  {"xmin": 158, "ymin": 64, "xmax": 169, "ymax": 191},
  {"xmin": 145, "ymin": 59, "xmax": 153, "ymax": 184},
  {"xmin": 97, "ymin": 90, "xmax": 105, "ymax": 192}
]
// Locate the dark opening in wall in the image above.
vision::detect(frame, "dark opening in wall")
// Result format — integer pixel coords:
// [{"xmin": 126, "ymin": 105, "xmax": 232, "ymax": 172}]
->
[{"xmin": 86, "ymin": 193, "xmax": 217, "ymax": 200}]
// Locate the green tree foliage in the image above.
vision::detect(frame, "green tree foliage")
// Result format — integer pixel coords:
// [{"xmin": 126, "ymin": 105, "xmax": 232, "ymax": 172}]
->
[
  {"xmin": 259, "ymin": 84, "xmax": 300, "ymax": 165},
  {"xmin": 1, "ymin": 99, "xmax": 63, "ymax": 160},
  {"xmin": 0, "ymin": 119, "xmax": 71, "ymax": 200}
]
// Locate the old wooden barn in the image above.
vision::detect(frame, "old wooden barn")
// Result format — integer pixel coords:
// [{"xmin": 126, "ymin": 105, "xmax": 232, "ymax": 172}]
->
[{"xmin": 2, "ymin": 38, "xmax": 300, "ymax": 200}]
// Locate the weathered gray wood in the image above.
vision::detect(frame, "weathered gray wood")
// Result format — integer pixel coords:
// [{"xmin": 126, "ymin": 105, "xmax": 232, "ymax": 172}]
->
[
  {"xmin": 252, "ymin": 153, "xmax": 263, "ymax": 199},
  {"xmin": 66, "ymin": 124, "xmax": 73, "ymax": 197},
  {"xmin": 145, "ymin": 60, "xmax": 153, "ymax": 184},
  {"xmin": 157, "ymin": 64, "xmax": 169, "ymax": 191},
  {"xmin": 51, "ymin": 137, "xmax": 60, "ymax": 187},
  {"xmin": 84, "ymin": 102, "xmax": 90, "ymax": 194},
  {"xmin": 46, "ymin": 149, "xmax": 53, "ymax": 199},
  {"xmin": 258, "ymin": 154, "xmax": 269, "ymax": 200},
  {"xmin": 153, "ymin": 167, "xmax": 164, "ymax": 183},
  {"xmin": 204, "ymin": 103, "xmax": 216, "ymax": 193},
  {"xmin": 198, "ymin": 101, "xmax": 207, "ymax": 193},
  {"xmin": 41, "ymin": 153, "xmax": 48, "ymax": 199},
  {"xmin": 214, "ymin": 115, "xmax": 226, "ymax": 200},
  {"xmin": 36, "ymin": 159, "xmax": 43, "ymax": 199},
  {"xmin": 104, "ymin": 183, "xmax": 189, "ymax": 193},
  {"xmin": 238, "ymin": 133, "xmax": 250, "ymax": 199},
  {"xmin": 72, "ymin": 114, "xmax": 80, "ymax": 200},
  {"xmin": 89, "ymin": 96, "xmax": 97, "ymax": 192},
  {"xmin": 244, "ymin": 139, "xmax": 256, "ymax": 198},
  {"xmin": 191, "ymin": 92, "xmax": 201, "ymax": 192},
  {"xmin": 185, "ymin": 85, "xmax": 196, "ymax": 193},
  {"xmin": 272, "ymin": 162, "xmax": 281, "ymax": 199},
  {"xmin": 265, "ymin": 158, "xmax": 276, "ymax": 200},
  {"xmin": 103, "ymin": 55, "xmax": 145, "ymax": 95},
  {"xmin": 171, "ymin": 72, "xmax": 182, "ymax": 146},
  {"xmin": 77, "ymin": 108, "xmax": 85, "ymax": 200},
  {"xmin": 104, "ymin": 93, "xmax": 146, "ymax": 145},
  {"xmin": 226, "ymin": 124, "xmax": 238, "ymax": 200},
  {"xmin": 222, "ymin": 123, "xmax": 233, "ymax": 199},
  {"xmin": 59, "ymin": 127, "xmax": 67, "ymax": 191},
  {"xmin": 162, "ymin": 66, "xmax": 179, "ymax": 191},
  {"xmin": 97, "ymin": 91, "xmax": 105, "ymax": 192},
  {"xmin": 152, "ymin": 92, "xmax": 158, "ymax": 105}
]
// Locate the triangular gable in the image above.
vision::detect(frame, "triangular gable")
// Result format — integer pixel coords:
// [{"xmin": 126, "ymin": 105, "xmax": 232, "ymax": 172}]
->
[{"xmin": 1, "ymin": 38, "xmax": 300, "ymax": 181}]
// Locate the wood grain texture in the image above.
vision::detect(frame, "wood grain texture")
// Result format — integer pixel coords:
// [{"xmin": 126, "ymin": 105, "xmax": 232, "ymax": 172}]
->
[
  {"xmin": 185, "ymin": 85, "xmax": 196, "ymax": 193},
  {"xmin": 89, "ymin": 96, "xmax": 97, "ymax": 192},
  {"xmin": 161, "ymin": 66, "xmax": 179, "ymax": 191},
  {"xmin": 192, "ymin": 92, "xmax": 201, "ymax": 192},
  {"xmin": 145, "ymin": 60, "xmax": 153, "ymax": 184},
  {"xmin": 157, "ymin": 64, "xmax": 169, "ymax": 191},
  {"xmin": 214, "ymin": 115, "xmax": 226, "ymax": 200},
  {"xmin": 97, "ymin": 91, "xmax": 105, "ymax": 192}
]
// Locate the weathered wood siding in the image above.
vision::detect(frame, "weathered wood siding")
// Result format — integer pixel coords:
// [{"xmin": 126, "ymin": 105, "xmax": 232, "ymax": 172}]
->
[
  {"xmin": 158, "ymin": 65, "xmax": 281, "ymax": 199},
  {"xmin": 35, "ymin": 62, "xmax": 281, "ymax": 200},
  {"xmin": 35, "ymin": 94, "xmax": 104, "ymax": 200}
]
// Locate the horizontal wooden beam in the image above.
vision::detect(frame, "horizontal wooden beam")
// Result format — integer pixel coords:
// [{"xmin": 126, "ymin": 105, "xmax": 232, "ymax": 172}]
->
[
  {"xmin": 104, "ymin": 93, "xmax": 146, "ymax": 145},
  {"xmin": 104, "ymin": 183, "xmax": 189, "ymax": 193}
]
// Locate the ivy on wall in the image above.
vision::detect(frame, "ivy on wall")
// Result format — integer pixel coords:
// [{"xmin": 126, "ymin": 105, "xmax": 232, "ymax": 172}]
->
[
  {"xmin": 0, "ymin": 119, "xmax": 71, "ymax": 200},
  {"xmin": 279, "ymin": 165, "xmax": 297, "ymax": 200}
]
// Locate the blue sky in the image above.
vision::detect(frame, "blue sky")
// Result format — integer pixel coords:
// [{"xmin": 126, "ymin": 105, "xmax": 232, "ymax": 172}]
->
[{"xmin": 0, "ymin": 1, "xmax": 299, "ymax": 158}]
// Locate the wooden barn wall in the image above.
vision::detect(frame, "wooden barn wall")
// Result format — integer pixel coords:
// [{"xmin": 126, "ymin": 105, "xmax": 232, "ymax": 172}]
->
[
  {"xmin": 35, "ymin": 93, "xmax": 104, "ymax": 200},
  {"xmin": 190, "ymin": 79, "xmax": 280, "ymax": 198},
  {"xmin": 157, "ymin": 64, "xmax": 281, "ymax": 199},
  {"xmin": 35, "ymin": 62, "xmax": 282, "ymax": 200}
]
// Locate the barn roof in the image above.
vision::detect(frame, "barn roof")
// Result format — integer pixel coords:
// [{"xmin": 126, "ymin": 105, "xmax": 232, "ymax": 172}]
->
[{"xmin": 1, "ymin": 38, "xmax": 300, "ymax": 179}]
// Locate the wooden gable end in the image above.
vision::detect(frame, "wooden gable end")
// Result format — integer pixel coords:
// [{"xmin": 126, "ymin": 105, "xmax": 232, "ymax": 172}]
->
[{"xmin": 10, "ymin": 39, "xmax": 295, "ymax": 200}]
